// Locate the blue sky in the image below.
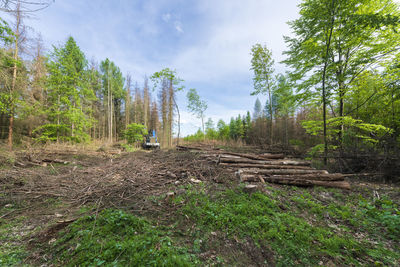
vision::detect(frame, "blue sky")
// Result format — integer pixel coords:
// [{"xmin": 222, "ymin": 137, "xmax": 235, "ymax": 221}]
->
[{"xmin": 21, "ymin": 0, "xmax": 301, "ymax": 136}]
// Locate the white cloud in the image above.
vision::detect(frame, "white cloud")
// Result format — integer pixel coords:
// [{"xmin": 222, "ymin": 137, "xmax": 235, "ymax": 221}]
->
[
  {"xmin": 172, "ymin": 0, "xmax": 300, "ymax": 82},
  {"xmin": 174, "ymin": 21, "xmax": 184, "ymax": 34},
  {"xmin": 162, "ymin": 13, "xmax": 171, "ymax": 22}
]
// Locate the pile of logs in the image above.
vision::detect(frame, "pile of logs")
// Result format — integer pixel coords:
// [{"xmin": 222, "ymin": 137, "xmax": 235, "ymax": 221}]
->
[
  {"xmin": 217, "ymin": 152, "xmax": 350, "ymax": 190},
  {"xmin": 177, "ymin": 145, "xmax": 351, "ymax": 190}
]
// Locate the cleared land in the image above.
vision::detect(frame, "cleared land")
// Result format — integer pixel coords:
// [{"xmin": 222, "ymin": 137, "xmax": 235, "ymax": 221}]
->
[{"xmin": 0, "ymin": 146, "xmax": 399, "ymax": 266}]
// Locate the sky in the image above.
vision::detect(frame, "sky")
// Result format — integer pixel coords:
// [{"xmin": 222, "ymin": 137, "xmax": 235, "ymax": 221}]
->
[{"xmin": 16, "ymin": 0, "xmax": 302, "ymax": 136}]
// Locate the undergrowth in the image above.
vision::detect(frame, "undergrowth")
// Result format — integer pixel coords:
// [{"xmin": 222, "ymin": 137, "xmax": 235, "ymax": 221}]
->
[
  {"xmin": 178, "ymin": 185, "xmax": 400, "ymax": 266},
  {"xmin": 52, "ymin": 209, "xmax": 200, "ymax": 266}
]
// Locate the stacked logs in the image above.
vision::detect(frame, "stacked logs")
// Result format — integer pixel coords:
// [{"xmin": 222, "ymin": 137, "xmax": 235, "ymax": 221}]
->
[{"xmin": 217, "ymin": 152, "xmax": 350, "ymax": 190}]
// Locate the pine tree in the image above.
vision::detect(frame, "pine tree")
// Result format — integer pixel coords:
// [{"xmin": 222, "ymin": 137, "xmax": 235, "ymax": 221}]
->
[{"xmin": 253, "ymin": 98, "xmax": 262, "ymax": 119}]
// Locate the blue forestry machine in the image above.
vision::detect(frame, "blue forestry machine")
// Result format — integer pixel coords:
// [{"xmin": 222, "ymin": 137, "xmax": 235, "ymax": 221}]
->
[{"xmin": 142, "ymin": 129, "xmax": 160, "ymax": 150}]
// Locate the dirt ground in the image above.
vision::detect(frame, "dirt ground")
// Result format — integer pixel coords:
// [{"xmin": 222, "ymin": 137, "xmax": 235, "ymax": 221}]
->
[{"xmin": 1, "ymin": 146, "xmax": 399, "ymax": 266}]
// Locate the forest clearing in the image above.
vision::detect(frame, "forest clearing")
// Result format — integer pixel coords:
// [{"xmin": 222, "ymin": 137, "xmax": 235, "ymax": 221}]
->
[
  {"xmin": 1, "ymin": 0, "xmax": 400, "ymax": 266},
  {"xmin": 0, "ymin": 144, "xmax": 399, "ymax": 266}
]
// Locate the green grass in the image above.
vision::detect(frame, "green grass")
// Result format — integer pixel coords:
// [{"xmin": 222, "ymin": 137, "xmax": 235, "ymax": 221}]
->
[
  {"xmin": 178, "ymin": 185, "xmax": 400, "ymax": 266},
  {"xmin": 0, "ymin": 214, "xmax": 29, "ymax": 266},
  {"xmin": 52, "ymin": 209, "xmax": 200, "ymax": 266}
]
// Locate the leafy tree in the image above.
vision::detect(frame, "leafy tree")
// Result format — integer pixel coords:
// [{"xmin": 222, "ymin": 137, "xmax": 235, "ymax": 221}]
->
[
  {"xmin": 217, "ymin": 119, "xmax": 229, "ymax": 140},
  {"xmin": 274, "ymin": 74, "xmax": 296, "ymax": 146},
  {"xmin": 284, "ymin": 0, "xmax": 400, "ymax": 162},
  {"xmin": 205, "ymin": 118, "xmax": 217, "ymax": 140},
  {"xmin": 250, "ymin": 43, "xmax": 275, "ymax": 144},
  {"xmin": 186, "ymin": 88, "xmax": 207, "ymax": 138},
  {"xmin": 0, "ymin": 18, "xmax": 13, "ymax": 43},
  {"xmin": 229, "ymin": 117, "xmax": 237, "ymax": 140},
  {"xmin": 41, "ymin": 36, "xmax": 92, "ymax": 143},
  {"xmin": 124, "ymin": 123, "xmax": 147, "ymax": 144},
  {"xmin": 244, "ymin": 111, "xmax": 252, "ymax": 141},
  {"xmin": 235, "ymin": 115, "xmax": 244, "ymax": 140}
]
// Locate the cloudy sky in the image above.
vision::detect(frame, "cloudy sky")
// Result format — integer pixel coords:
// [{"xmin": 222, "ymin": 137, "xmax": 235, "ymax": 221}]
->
[{"xmin": 21, "ymin": 0, "xmax": 301, "ymax": 136}]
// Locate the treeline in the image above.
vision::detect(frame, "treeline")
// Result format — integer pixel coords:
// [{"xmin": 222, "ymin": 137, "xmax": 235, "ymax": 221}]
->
[
  {"xmin": 185, "ymin": 0, "xmax": 400, "ymax": 177},
  {"xmin": 0, "ymin": 4, "xmax": 182, "ymax": 149}
]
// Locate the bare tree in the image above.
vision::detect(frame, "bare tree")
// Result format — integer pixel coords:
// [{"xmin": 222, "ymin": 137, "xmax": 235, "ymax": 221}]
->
[{"xmin": 0, "ymin": 0, "xmax": 53, "ymax": 13}]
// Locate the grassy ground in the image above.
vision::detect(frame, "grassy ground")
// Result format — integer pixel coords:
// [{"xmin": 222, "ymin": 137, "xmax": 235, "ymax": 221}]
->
[{"xmin": 0, "ymin": 147, "xmax": 399, "ymax": 266}]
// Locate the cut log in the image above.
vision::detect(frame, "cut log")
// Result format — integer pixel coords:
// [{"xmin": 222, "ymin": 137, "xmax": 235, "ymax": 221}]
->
[
  {"xmin": 220, "ymin": 163, "xmax": 312, "ymax": 170},
  {"xmin": 219, "ymin": 151, "xmax": 285, "ymax": 160},
  {"xmin": 239, "ymin": 168, "xmax": 328, "ymax": 175},
  {"xmin": 176, "ymin": 146, "xmax": 202, "ymax": 151},
  {"xmin": 236, "ymin": 173, "xmax": 343, "ymax": 183},
  {"xmin": 269, "ymin": 173, "xmax": 344, "ymax": 181},
  {"xmin": 243, "ymin": 184, "xmax": 258, "ymax": 193},
  {"xmin": 262, "ymin": 177, "xmax": 351, "ymax": 190},
  {"xmin": 219, "ymin": 157, "xmax": 311, "ymax": 166},
  {"xmin": 42, "ymin": 159, "xmax": 69, "ymax": 164},
  {"xmin": 219, "ymin": 154, "xmax": 242, "ymax": 159}
]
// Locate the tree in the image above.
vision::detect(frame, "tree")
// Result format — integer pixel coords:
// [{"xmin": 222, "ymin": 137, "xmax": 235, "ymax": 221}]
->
[
  {"xmin": 274, "ymin": 74, "xmax": 296, "ymax": 146},
  {"xmin": 253, "ymin": 98, "xmax": 262, "ymax": 119},
  {"xmin": 217, "ymin": 119, "xmax": 229, "ymax": 140},
  {"xmin": 151, "ymin": 68, "xmax": 184, "ymax": 146},
  {"xmin": 125, "ymin": 74, "xmax": 131, "ymax": 129},
  {"xmin": 187, "ymin": 88, "xmax": 207, "ymax": 139},
  {"xmin": 40, "ymin": 36, "xmax": 92, "ymax": 143},
  {"xmin": 124, "ymin": 123, "xmax": 147, "ymax": 144},
  {"xmin": 284, "ymin": 0, "xmax": 400, "ymax": 162},
  {"xmin": 100, "ymin": 58, "xmax": 125, "ymax": 142},
  {"xmin": 0, "ymin": 18, "xmax": 13, "ymax": 43},
  {"xmin": 0, "ymin": 0, "xmax": 53, "ymax": 12},
  {"xmin": 5, "ymin": 3, "xmax": 27, "ymax": 149},
  {"xmin": 250, "ymin": 43, "xmax": 275, "ymax": 145},
  {"xmin": 205, "ymin": 117, "xmax": 217, "ymax": 140}
]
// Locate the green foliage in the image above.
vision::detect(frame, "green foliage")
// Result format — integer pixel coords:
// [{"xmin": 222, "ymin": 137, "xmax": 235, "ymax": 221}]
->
[
  {"xmin": 32, "ymin": 123, "xmax": 89, "ymax": 143},
  {"xmin": 250, "ymin": 43, "xmax": 275, "ymax": 96},
  {"xmin": 217, "ymin": 119, "xmax": 230, "ymax": 140},
  {"xmin": 123, "ymin": 123, "xmax": 147, "ymax": 144},
  {"xmin": 183, "ymin": 128, "xmax": 204, "ymax": 142},
  {"xmin": 53, "ymin": 209, "xmax": 200, "ymax": 266},
  {"xmin": 179, "ymin": 187, "xmax": 400, "ymax": 266},
  {"xmin": 186, "ymin": 88, "xmax": 208, "ymax": 135},
  {"xmin": 273, "ymin": 74, "xmax": 296, "ymax": 118},
  {"xmin": 100, "ymin": 58, "xmax": 125, "ymax": 100},
  {"xmin": 284, "ymin": 0, "xmax": 400, "ymax": 120},
  {"xmin": 43, "ymin": 36, "xmax": 94, "ymax": 143},
  {"xmin": 150, "ymin": 68, "xmax": 184, "ymax": 92},
  {"xmin": 302, "ymin": 116, "xmax": 392, "ymax": 146},
  {"xmin": 0, "ymin": 18, "xmax": 14, "ymax": 44}
]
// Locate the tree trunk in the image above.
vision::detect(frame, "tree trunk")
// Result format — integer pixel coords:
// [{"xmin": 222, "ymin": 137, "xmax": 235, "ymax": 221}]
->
[
  {"xmin": 172, "ymin": 95, "xmax": 180, "ymax": 146},
  {"xmin": 321, "ymin": 0, "xmax": 336, "ymax": 166},
  {"xmin": 263, "ymin": 176, "xmax": 350, "ymax": 190},
  {"xmin": 267, "ymin": 78, "xmax": 273, "ymax": 145},
  {"xmin": 239, "ymin": 168, "xmax": 328, "ymax": 175},
  {"xmin": 218, "ymin": 157, "xmax": 311, "ymax": 166},
  {"xmin": 219, "ymin": 151, "xmax": 284, "ymax": 160},
  {"xmin": 220, "ymin": 163, "xmax": 312, "ymax": 170},
  {"xmin": 8, "ymin": 4, "xmax": 21, "ymax": 151}
]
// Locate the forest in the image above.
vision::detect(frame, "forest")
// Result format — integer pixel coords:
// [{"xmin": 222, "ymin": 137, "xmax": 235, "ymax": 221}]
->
[{"xmin": 0, "ymin": 0, "xmax": 400, "ymax": 266}]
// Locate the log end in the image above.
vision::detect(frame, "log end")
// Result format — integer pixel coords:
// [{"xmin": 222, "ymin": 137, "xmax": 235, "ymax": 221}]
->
[{"xmin": 243, "ymin": 184, "xmax": 258, "ymax": 193}]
